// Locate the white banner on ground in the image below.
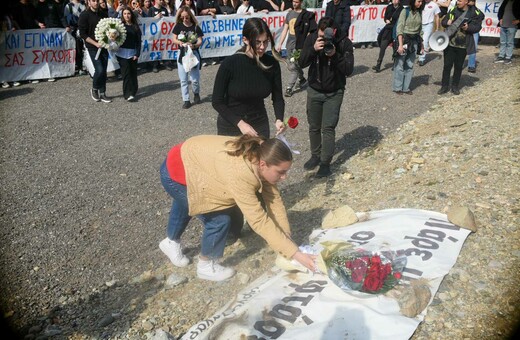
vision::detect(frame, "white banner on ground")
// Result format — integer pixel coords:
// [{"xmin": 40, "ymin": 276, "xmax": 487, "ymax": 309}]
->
[
  {"xmin": 0, "ymin": 28, "xmax": 76, "ymax": 82},
  {"xmin": 182, "ymin": 209, "xmax": 471, "ymax": 340}
]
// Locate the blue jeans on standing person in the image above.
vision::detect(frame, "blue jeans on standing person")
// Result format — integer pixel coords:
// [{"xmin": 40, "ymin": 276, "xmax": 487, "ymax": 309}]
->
[
  {"xmin": 177, "ymin": 51, "xmax": 201, "ymax": 102},
  {"xmin": 467, "ymin": 33, "xmax": 479, "ymax": 68},
  {"xmin": 419, "ymin": 22, "xmax": 434, "ymax": 63},
  {"xmin": 393, "ymin": 42, "xmax": 418, "ymax": 93},
  {"xmin": 87, "ymin": 48, "xmax": 108, "ymax": 93},
  {"xmin": 498, "ymin": 26, "xmax": 518, "ymax": 60},
  {"xmin": 160, "ymin": 161, "xmax": 238, "ymax": 259}
]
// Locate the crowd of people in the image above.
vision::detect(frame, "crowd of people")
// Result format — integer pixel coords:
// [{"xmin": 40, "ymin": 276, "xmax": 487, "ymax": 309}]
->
[{"xmin": 1, "ymin": 0, "xmax": 518, "ymax": 281}]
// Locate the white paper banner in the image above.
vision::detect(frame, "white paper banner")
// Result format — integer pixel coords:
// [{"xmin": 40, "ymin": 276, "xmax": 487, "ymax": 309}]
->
[
  {"xmin": 0, "ymin": 28, "xmax": 76, "ymax": 82},
  {"xmin": 182, "ymin": 209, "xmax": 471, "ymax": 340}
]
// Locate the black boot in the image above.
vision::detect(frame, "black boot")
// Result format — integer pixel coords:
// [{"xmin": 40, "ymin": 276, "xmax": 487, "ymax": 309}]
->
[
  {"xmin": 372, "ymin": 60, "xmax": 382, "ymax": 73},
  {"xmin": 316, "ymin": 163, "xmax": 332, "ymax": 178}
]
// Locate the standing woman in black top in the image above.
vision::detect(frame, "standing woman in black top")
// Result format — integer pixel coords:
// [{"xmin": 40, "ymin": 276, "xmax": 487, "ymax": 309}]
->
[
  {"xmin": 212, "ymin": 17, "xmax": 286, "ymax": 139},
  {"xmin": 212, "ymin": 17, "xmax": 286, "ymax": 241},
  {"xmin": 115, "ymin": 6, "xmax": 142, "ymax": 101}
]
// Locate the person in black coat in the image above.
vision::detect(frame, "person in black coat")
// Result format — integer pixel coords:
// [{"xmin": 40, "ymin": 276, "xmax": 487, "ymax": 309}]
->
[
  {"xmin": 325, "ymin": 0, "xmax": 351, "ymax": 37},
  {"xmin": 299, "ymin": 16, "xmax": 354, "ymax": 178},
  {"xmin": 373, "ymin": 0, "xmax": 402, "ymax": 72},
  {"xmin": 115, "ymin": 6, "xmax": 142, "ymax": 101}
]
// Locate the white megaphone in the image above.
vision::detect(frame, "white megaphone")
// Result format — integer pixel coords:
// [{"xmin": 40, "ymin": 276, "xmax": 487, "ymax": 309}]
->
[
  {"xmin": 429, "ymin": 10, "xmax": 469, "ymax": 52},
  {"xmin": 429, "ymin": 31, "xmax": 449, "ymax": 51}
]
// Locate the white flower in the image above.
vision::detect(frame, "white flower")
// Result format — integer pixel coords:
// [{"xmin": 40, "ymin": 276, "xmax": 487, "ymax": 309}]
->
[
  {"xmin": 94, "ymin": 18, "xmax": 127, "ymax": 50},
  {"xmin": 290, "ymin": 57, "xmax": 295, "ymax": 63},
  {"xmin": 178, "ymin": 33, "xmax": 186, "ymax": 42}
]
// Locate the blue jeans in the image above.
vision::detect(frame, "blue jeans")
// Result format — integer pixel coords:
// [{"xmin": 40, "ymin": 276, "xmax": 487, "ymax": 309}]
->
[
  {"xmin": 177, "ymin": 51, "xmax": 201, "ymax": 101},
  {"xmin": 87, "ymin": 48, "xmax": 108, "ymax": 93},
  {"xmin": 160, "ymin": 161, "xmax": 238, "ymax": 259},
  {"xmin": 392, "ymin": 42, "xmax": 417, "ymax": 92},
  {"xmin": 467, "ymin": 33, "xmax": 479, "ymax": 68},
  {"xmin": 499, "ymin": 27, "xmax": 518, "ymax": 59},
  {"xmin": 419, "ymin": 22, "xmax": 434, "ymax": 62}
]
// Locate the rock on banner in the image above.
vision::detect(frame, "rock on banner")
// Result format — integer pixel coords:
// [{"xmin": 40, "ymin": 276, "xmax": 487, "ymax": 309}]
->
[{"xmin": 182, "ymin": 209, "xmax": 471, "ymax": 340}]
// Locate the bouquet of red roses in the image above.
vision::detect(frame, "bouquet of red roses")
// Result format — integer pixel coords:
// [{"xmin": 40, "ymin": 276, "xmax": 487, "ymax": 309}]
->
[{"xmin": 326, "ymin": 249, "xmax": 406, "ymax": 294}]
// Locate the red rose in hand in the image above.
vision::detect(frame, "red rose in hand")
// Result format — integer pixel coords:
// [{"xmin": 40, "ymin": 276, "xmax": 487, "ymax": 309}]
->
[
  {"xmin": 393, "ymin": 272, "xmax": 402, "ymax": 280},
  {"xmin": 284, "ymin": 116, "xmax": 299, "ymax": 129}
]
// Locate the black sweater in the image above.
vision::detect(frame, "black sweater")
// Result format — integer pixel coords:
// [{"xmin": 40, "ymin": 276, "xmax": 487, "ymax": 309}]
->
[
  {"xmin": 120, "ymin": 24, "xmax": 142, "ymax": 58},
  {"xmin": 78, "ymin": 8, "xmax": 107, "ymax": 50},
  {"xmin": 36, "ymin": 0, "xmax": 67, "ymax": 28},
  {"xmin": 212, "ymin": 53, "xmax": 284, "ymax": 126}
]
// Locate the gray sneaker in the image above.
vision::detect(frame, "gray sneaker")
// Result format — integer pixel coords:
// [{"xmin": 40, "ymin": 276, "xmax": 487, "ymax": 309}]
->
[
  {"xmin": 494, "ymin": 57, "xmax": 505, "ymax": 63},
  {"xmin": 503, "ymin": 58, "xmax": 512, "ymax": 65}
]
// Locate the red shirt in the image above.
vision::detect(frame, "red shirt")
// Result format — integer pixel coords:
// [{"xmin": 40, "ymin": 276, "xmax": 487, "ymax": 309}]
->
[{"xmin": 166, "ymin": 143, "xmax": 186, "ymax": 185}]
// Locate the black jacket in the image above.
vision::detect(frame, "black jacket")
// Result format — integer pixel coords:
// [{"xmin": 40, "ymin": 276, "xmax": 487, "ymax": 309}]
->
[
  {"xmin": 498, "ymin": 0, "xmax": 520, "ymax": 28},
  {"xmin": 294, "ymin": 10, "xmax": 317, "ymax": 50},
  {"xmin": 36, "ymin": 0, "xmax": 68, "ymax": 28},
  {"xmin": 442, "ymin": 5, "xmax": 483, "ymax": 54},
  {"xmin": 78, "ymin": 7, "xmax": 108, "ymax": 50},
  {"xmin": 299, "ymin": 32, "xmax": 354, "ymax": 93},
  {"xmin": 325, "ymin": 0, "xmax": 351, "ymax": 37}
]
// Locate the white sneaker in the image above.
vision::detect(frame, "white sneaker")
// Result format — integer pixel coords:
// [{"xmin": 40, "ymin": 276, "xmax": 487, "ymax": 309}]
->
[
  {"xmin": 159, "ymin": 238, "xmax": 189, "ymax": 267},
  {"xmin": 13, "ymin": 81, "xmax": 21, "ymax": 87},
  {"xmin": 1, "ymin": 82, "xmax": 9, "ymax": 88},
  {"xmin": 47, "ymin": 78, "xmax": 56, "ymax": 82},
  {"xmin": 197, "ymin": 258, "xmax": 235, "ymax": 281},
  {"xmin": 31, "ymin": 80, "xmax": 40, "ymax": 84},
  {"xmin": 127, "ymin": 95, "xmax": 135, "ymax": 102}
]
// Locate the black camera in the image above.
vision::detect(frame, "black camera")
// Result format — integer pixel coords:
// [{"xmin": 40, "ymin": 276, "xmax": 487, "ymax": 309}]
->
[{"xmin": 322, "ymin": 27, "xmax": 335, "ymax": 55}]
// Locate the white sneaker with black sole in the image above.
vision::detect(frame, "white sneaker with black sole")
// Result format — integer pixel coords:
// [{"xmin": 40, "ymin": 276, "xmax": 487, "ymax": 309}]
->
[
  {"xmin": 127, "ymin": 96, "xmax": 135, "ymax": 102},
  {"xmin": 159, "ymin": 238, "xmax": 189, "ymax": 267},
  {"xmin": 197, "ymin": 258, "xmax": 235, "ymax": 281}
]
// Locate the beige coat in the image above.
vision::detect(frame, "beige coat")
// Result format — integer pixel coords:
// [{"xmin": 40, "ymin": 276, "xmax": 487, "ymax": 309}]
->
[{"xmin": 181, "ymin": 135, "xmax": 299, "ymax": 259}]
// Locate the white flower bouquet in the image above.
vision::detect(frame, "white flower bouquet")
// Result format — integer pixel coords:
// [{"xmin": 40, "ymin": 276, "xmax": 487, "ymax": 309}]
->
[
  {"xmin": 94, "ymin": 18, "xmax": 127, "ymax": 60},
  {"xmin": 178, "ymin": 31, "xmax": 198, "ymax": 47}
]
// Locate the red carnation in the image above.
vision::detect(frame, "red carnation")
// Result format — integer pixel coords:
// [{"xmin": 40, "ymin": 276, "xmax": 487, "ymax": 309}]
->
[
  {"xmin": 393, "ymin": 272, "xmax": 402, "ymax": 280},
  {"xmin": 284, "ymin": 116, "xmax": 299, "ymax": 129}
]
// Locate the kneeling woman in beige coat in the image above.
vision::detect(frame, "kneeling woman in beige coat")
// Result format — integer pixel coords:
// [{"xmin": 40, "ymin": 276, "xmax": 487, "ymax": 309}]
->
[{"xmin": 159, "ymin": 134, "xmax": 316, "ymax": 281}]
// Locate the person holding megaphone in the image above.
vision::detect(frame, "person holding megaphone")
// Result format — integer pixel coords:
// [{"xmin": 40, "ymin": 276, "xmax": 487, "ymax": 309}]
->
[{"xmin": 437, "ymin": 0, "xmax": 483, "ymax": 95}]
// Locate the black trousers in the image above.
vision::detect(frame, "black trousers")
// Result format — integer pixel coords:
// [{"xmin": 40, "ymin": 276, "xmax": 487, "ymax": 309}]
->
[
  {"xmin": 74, "ymin": 34, "xmax": 84, "ymax": 70},
  {"xmin": 216, "ymin": 114, "xmax": 270, "ymax": 139},
  {"xmin": 442, "ymin": 45, "xmax": 467, "ymax": 88},
  {"xmin": 377, "ymin": 37, "xmax": 393, "ymax": 65},
  {"xmin": 306, "ymin": 86, "xmax": 344, "ymax": 165},
  {"xmin": 117, "ymin": 56, "xmax": 139, "ymax": 99}
]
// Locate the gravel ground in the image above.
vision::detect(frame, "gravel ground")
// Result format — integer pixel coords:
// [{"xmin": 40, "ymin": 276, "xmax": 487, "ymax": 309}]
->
[{"xmin": 0, "ymin": 44, "xmax": 518, "ymax": 339}]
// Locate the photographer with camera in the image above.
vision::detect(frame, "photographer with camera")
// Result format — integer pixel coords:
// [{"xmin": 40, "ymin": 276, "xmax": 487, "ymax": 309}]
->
[{"xmin": 299, "ymin": 17, "xmax": 354, "ymax": 178}]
